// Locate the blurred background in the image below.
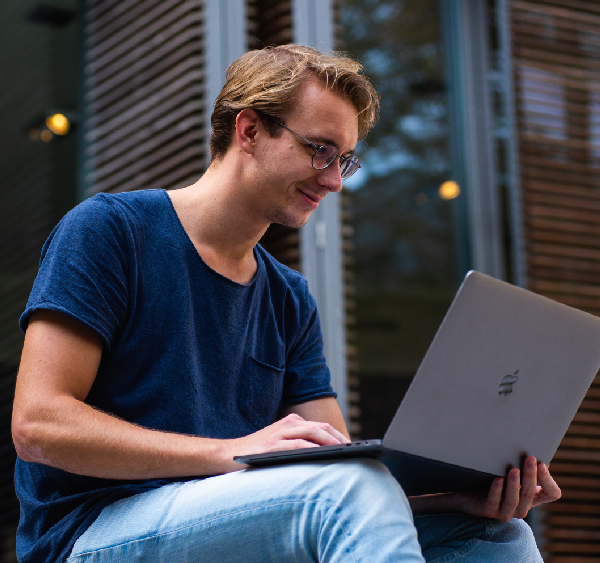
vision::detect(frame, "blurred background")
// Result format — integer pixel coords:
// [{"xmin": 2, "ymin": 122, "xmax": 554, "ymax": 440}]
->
[{"xmin": 1, "ymin": 0, "xmax": 600, "ymax": 560}]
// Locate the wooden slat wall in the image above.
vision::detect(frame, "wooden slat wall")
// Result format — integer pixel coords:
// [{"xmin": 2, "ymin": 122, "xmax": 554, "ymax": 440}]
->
[
  {"xmin": 511, "ymin": 0, "xmax": 600, "ymax": 559},
  {"xmin": 82, "ymin": 0, "xmax": 206, "ymax": 197}
]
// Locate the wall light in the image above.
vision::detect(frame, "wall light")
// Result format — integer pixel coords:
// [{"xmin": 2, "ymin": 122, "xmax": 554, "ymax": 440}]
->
[
  {"xmin": 438, "ymin": 181, "xmax": 461, "ymax": 200},
  {"xmin": 46, "ymin": 113, "xmax": 70, "ymax": 135}
]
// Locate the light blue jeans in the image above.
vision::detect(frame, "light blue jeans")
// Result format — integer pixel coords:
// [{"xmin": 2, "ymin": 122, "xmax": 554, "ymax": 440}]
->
[{"xmin": 66, "ymin": 460, "xmax": 542, "ymax": 562}]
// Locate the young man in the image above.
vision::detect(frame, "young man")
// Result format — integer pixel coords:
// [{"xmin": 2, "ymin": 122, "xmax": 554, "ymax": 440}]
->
[{"xmin": 12, "ymin": 45, "xmax": 559, "ymax": 563}]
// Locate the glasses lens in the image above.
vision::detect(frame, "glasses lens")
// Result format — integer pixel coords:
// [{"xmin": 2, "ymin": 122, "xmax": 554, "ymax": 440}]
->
[
  {"xmin": 312, "ymin": 146, "xmax": 337, "ymax": 169},
  {"xmin": 340, "ymin": 156, "xmax": 360, "ymax": 180}
]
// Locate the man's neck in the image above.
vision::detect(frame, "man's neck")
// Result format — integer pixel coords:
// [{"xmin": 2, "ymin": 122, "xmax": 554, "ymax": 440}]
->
[{"xmin": 167, "ymin": 162, "xmax": 268, "ymax": 285}]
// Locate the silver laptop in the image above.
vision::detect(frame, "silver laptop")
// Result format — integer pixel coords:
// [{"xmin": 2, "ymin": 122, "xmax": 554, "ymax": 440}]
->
[{"xmin": 234, "ymin": 271, "xmax": 600, "ymax": 495}]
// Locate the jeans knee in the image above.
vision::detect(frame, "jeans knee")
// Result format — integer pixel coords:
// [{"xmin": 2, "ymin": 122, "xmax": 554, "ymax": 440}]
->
[
  {"xmin": 319, "ymin": 459, "xmax": 398, "ymax": 491},
  {"xmin": 505, "ymin": 518, "xmax": 538, "ymax": 547},
  {"xmin": 311, "ymin": 459, "xmax": 411, "ymax": 513},
  {"xmin": 486, "ymin": 517, "xmax": 542, "ymax": 561}
]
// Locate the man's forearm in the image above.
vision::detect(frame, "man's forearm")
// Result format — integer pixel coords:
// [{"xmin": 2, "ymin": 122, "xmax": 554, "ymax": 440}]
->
[
  {"xmin": 408, "ymin": 493, "xmax": 457, "ymax": 515},
  {"xmin": 13, "ymin": 394, "xmax": 239, "ymax": 479},
  {"xmin": 13, "ymin": 395, "xmax": 348, "ymax": 480}
]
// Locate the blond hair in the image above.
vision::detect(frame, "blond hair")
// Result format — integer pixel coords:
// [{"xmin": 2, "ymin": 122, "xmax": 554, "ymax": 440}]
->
[{"xmin": 209, "ymin": 44, "xmax": 379, "ymax": 162}]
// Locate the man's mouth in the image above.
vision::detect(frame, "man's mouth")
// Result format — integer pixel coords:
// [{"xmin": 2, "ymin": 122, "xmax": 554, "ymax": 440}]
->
[{"xmin": 298, "ymin": 189, "xmax": 320, "ymax": 203}]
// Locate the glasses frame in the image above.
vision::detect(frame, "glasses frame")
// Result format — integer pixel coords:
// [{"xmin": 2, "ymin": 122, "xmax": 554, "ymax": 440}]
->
[{"xmin": 262, "ymin": 115, "xmax": 360, "ymax": 180}]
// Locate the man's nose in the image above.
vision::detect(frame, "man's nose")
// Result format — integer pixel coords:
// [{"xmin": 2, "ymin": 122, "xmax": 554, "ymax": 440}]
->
[{"xmin": 318, "ymin": 160, "xmax": 343, "ymax": 193}]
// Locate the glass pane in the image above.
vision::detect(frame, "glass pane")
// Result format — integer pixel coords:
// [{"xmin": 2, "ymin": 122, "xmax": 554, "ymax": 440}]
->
[{"xmin": 339, "ymin": 0, "xmax": 466, "ymax": 438}]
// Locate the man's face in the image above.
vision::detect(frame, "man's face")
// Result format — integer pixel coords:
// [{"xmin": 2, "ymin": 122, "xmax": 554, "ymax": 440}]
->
[{"xmin": 255, "ymin": 80, "xmax": 359, "ymax": 229}]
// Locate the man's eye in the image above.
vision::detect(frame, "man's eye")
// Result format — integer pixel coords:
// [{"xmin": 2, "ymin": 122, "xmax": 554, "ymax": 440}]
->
[{"xmin": 315, "ymin": 146, "xmax": 329, "ymax": 154}]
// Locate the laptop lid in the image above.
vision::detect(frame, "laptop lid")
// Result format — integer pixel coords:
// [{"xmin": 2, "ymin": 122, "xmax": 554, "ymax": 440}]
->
[{"xmin": 383, "ymin": 271, "xmax": 600, "ymax": 476}]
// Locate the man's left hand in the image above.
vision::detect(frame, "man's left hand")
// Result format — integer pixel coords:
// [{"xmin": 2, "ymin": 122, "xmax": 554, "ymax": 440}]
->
[{"xmin": 409, "ymin": 456, "xmax": 562, "ymax": 521}]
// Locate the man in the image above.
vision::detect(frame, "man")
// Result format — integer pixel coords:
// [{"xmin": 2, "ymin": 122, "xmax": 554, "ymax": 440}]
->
[{"xmin": 12, "ymin": 45, "xmax": 559, "ymax": 563}]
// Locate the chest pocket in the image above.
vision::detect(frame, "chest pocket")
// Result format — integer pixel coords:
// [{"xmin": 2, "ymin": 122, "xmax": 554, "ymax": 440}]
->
[{"xmin": 239, "ymin": 354, "xmax": 285, "ymax": 430}]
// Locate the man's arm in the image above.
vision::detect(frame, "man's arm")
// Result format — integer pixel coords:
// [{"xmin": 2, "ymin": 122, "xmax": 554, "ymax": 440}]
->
[{"xmin": 12, "ymin": 310, "xmax": 347, "ymax": 480}]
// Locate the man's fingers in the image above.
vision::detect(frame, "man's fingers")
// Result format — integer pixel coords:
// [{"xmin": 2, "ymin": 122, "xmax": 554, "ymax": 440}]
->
[
  {"xmin": 533, "ymin": 463, "xmax": 562, "ymax": 506},
  {"xmin": 498, "ymin": 468, "xmax": 521, "ymax": 521},
  {"xmin": 280, "ymin": 421, "xmax": 344, "ymax": 446},
  {"xmin": 273, "ymin": 415, "xmax": 346, "ymax": 445},
  {"xmin": 325, "ymin": 424, "xmax": 351, "ymax": 444},
  {"xmin": 514, "ymin": 457, "xmax": 537, "ymax": 518},
  {"xmin": 482, "ymin": 477, "xmax": 504, "ymax": 517}
]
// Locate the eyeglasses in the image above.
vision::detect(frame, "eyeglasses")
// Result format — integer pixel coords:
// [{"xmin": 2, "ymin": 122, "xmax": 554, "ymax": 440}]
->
[{"xmin": 267, "ymin": 117, "xmax": 360, "ymax": 180}]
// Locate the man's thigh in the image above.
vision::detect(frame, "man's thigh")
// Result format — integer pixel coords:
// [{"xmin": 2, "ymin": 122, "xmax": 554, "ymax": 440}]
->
[{"xmin": 66, "ymin": 460, "xmax": 424, "ymax": 563}]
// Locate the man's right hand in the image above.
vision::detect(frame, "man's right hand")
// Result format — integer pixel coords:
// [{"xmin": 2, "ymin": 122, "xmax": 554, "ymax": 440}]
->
[{"xmin": 223, "ymin": 412, "xmax": 349, "ymax": 471}]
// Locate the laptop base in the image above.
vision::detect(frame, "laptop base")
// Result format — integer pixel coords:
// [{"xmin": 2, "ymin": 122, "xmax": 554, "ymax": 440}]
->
[{"xmin": 235, "ymin": 442, "xmax": 496, "ymax": 496}]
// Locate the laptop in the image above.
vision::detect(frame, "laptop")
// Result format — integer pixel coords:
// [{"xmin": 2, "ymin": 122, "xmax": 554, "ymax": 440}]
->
[{"xmin": 234, "ymin": 271, "xmax": 600, "ymax": 496}]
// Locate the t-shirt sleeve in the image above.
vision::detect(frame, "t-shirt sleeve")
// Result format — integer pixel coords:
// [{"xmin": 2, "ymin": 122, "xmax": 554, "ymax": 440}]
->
[
  {"xmin": 20, "ymin": 195, "xmax": 130, "ymax": 351},
  {"xmin": 282, "ymin": 289, "xmax": 337, "ymax": 405}
]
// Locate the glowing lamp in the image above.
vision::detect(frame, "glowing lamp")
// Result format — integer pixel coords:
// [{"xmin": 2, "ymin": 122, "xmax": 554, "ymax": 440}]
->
[
  {"xmin": 438, "ymin": 181, "xmax": 460, "ymax": 200},
  {"xmin": 46, "ymin": 113, "xmax": 70, "ymax": 135}
]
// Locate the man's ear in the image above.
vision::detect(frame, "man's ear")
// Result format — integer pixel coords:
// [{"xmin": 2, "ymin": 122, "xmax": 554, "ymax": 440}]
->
[{"xmin": 235, "ymin": 109, "xmax": 261, "ymax": 155}]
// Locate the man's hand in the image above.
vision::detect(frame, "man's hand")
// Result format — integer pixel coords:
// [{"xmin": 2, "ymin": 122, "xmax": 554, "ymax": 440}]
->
[
  {"xmin": 409, "ymin": 456, "xmax": 562, "ymax": 521},
  {"xmin": 224, "ymin": 413, "xmax": 350, "ymax": 470}
]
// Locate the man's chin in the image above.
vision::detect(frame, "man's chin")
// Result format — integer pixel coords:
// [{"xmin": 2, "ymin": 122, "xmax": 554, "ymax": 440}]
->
[{"xmin": 266, "ymin": 211, "xmax": 311, "ymax": 230}]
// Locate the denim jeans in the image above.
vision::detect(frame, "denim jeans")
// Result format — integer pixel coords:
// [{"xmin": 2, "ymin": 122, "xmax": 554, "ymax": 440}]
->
[{"xmin": 66, "ymin": 460, "xmax": 542, "ymax": 563}]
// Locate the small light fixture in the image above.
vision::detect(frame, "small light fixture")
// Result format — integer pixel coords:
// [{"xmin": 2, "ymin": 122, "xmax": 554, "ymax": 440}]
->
[
  {"xmin": 438, "ymin": 181, "xmax": 461, "ymax": 200},
  {"xmin": 40, "ymin": 130, "xmax": 53, "ymax": 142},
  {"xmin": 46, "ymin": 113, "xmax": 70, "ymax": 135}
]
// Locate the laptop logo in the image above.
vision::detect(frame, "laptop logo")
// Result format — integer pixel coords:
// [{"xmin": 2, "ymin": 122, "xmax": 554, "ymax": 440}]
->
[{"xmin": 499, "ymin": 370, "xmax": 519, "ymax": 396}]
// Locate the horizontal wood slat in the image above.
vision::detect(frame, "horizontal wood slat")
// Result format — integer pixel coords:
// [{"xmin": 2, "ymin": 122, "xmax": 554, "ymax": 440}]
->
[
  {"xmin": 524, "ymin": 185, "xmax": 600, "ymax": 205},
  {"xmin": 555, "ymin": 476, "xmax": 600, "ymax": 490},
  {"xmin": 526, "ymin": 226, "xmax": 600, "ymax": 247},
  {"xmin": 513, "ymin": 32, "xmax": 600, "ymax": 57},
  {"xmin": 515, "ymin": 46, "xmax": 600, "ymax": 73},
  {"xmin": 512, "ymin": 1, "xmax": 600, "ymax": 559},
  {"xmin": 546, "ymin": 514, "xmax": 600, "ymax": 528},
  {"xmin": 545, "ymin": 501, "xmax": 600, "ymax": 514},
  {"xmin": 528, "ymin": 217, "xmax": 600, "ymax": 238},
  {"xmin": 547, "ymin": 529, "xmax": 600, "ymax": 541},
  {"xmin": 544, "ymin": 542, "xmax": 600, "ymax": 554},
  {"xmin": 550, "ymin": 558, "xmax": 600, "ymax": 563},
  {"xmin": 523, "ymin": 170, "xmax": 600, "ymax": 191},
  {"xmin": 549, "ymin": 462, "xmax": 600, "ymax": 476}
]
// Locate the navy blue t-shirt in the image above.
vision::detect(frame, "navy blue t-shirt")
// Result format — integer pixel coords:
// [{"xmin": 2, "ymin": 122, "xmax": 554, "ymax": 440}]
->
[{"xmin": 16, "ymin": 189, "xmax": 336, "ymax": 563}]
